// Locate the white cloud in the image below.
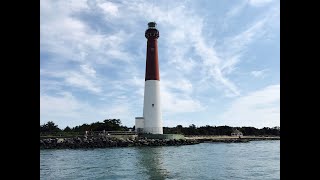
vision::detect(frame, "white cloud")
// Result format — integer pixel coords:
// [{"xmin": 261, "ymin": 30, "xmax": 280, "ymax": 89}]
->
[
  {"xmin": 40, "ymin": 92, "xmax": 81, "ymax": 115},
  {"xmin": 248, "ymin": 0, "xmax": 274, "ymax": 7},
  {"xmin": 225, "ymin": 0, "xmax": 248, "ymax": 18},
  {"xmin": 41, "ymin": 0, "xmax": 255, "ymax": 98},
  {"xmin": 40, "ymin": 92, "xmax": 88, "ymax": 127},
  {"xmin": 40, "ymin": 0, "xmax": 91, "ymax": 61},
  {"xmin": 41, "ymin": 68, "xmax": 102, "ymax": 94},
  {"xmin": 80, "ymin": 64, "xmax": 96, "ymax": 77},
  {"xmin": 224, "ymin": 17, "xmax": 268, "ymax": 56},
  {"xmin": 218, "ymin": 4, "xmax": 279, "ymax": 90},
  {"xmin": 162, "ymin": 78, "xmax": 193, "ymax": 95},
  {"xmin": 160, "ymin": 79, "xmax": 205, "ymax": 114},
  {"xmin": 99, "ymin": 1, "xmax": 119, "ymax": 16},
  {"xmin": 220, "ymin": 55, "xmax": 240, "ymax": 75},
  {"xmin": 64, "ymin": 72, "xmax": 102, "ymax": 93},
  {"xmin": 251, "ymin": 69, "xmax": 268, "ymax": 78},
  {"xmin": 41, "ymin": 0, "xmax": 132, "ymax": 65},
  {"xmin": 40, "ymin": 92, "xmax": 133, "ymax": 128},
  {"xmin": 218, "ymin": 84, "xmax": 280, "ymax": 128},
  {"xmin": 161, "ymin": 90, "xmax": 204, "ymax": 114},
  {"xmin": 40, "ymin": 79, "xmax": 64, "ymax": 93}
]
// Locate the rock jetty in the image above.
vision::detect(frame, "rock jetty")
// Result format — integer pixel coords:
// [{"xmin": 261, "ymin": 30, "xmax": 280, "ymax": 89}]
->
[{"xmin": 40, "ymin": 136, "xmax": 199, "ymax": 149}]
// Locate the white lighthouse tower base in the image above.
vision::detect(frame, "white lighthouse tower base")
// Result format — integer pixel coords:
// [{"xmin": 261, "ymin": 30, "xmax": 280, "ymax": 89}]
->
[{"xmin": 142, "ymin": 80, "xmax": 163, "ymax": 134}]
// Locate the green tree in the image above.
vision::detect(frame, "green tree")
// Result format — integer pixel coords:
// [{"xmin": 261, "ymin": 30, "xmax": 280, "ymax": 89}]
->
[
  {"xmin": 176, "ymin": 125, "xmax": 183, "ymax": 134},
  {"xmin": 40, "ymin": 121, "xmax": 61, "ymax": 133},
  {"xmin": 64, "ymin": 126, "xmax": 72, "ymax": 132}
]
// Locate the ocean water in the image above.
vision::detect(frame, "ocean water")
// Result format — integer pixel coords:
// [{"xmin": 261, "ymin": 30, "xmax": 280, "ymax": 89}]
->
[{"xmin": 40, "ymin": 140, "xmax": 280, "ymax": 180}]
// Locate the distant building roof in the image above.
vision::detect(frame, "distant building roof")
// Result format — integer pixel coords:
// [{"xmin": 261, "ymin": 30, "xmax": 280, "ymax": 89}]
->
[
  {"xmin": 231, "ymin": 129, "xmax": 243, "ymax": 136},
  {"xmin": 232, "ymin": 129, "xmax": 242, "ymax": 134}
]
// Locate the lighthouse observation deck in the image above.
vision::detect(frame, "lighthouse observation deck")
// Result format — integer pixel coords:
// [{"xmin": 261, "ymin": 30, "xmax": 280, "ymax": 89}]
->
[{"xmin": 145, "ymin": 22, "xmax": 159, "ymax": 39}]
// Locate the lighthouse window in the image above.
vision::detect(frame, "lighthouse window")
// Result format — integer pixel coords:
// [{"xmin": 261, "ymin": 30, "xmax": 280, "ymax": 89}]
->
[{"xmin": 152, "ymin": 104, "xmax": 154, "ymax": 107}]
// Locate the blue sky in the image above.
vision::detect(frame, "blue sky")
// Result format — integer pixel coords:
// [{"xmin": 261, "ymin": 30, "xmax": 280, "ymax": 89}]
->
[{"xmin": 40, "ymin": 0, "xmax": 280, "ymax": 129}]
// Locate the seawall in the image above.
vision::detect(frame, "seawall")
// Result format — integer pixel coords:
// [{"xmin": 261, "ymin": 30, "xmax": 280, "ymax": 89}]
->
[
  {"xmin": 40, "ymin": 135, "xmax": 280, "ymax": 149},
  {"xmin": 40, "ymin": 136, "xmax": 199, "ymax": 149}
]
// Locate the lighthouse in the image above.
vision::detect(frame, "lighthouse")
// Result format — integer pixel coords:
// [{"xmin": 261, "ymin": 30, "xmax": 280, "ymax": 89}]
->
[{"xmin": 135, "ymin": 22, "xmax": 163, "ymax": 134}]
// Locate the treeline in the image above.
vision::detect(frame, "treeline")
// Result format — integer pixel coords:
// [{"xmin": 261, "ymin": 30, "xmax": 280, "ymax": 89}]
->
[
  {"xmin": 40, "ymin": 119, "xmax": 128, "ymax": 135},
  {"xmin": 164, "ymin": 124, "xmax": 280, "ymax": 136},
  {"xmin": 40, "ymin": 120, "xmax": 280, "ymax": 136}
]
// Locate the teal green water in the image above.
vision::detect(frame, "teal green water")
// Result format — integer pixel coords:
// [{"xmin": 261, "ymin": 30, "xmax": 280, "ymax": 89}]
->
[{"xmin": 40, "ymin": 140, "xmax": 279, "ymax": 180}]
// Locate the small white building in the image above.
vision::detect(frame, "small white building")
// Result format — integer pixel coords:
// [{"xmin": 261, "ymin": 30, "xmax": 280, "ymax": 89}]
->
[
  {"xmin": 231, "ymin": 129, "xmax": 243, "ymax": 137},
  {"xmin": 135, "ymin": 117, "xmax": 144, "ymax": 133}
]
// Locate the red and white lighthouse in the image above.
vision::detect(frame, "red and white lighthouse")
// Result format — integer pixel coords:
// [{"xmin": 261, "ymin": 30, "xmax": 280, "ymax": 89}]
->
[{"xmin": 135, "ymin": 22, "xmax": 163, "ymax": 134}]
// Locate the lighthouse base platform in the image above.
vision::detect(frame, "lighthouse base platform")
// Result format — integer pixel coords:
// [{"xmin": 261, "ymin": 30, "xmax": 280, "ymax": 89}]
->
[{"xmin": 139, "ymin": 134, "xmax": 185, "ymax": 140}]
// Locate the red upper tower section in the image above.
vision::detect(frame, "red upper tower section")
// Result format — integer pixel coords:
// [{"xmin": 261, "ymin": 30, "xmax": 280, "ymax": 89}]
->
[{"xmin": 145, "ymin": 22, "xmax": 160, "ymax": 81}]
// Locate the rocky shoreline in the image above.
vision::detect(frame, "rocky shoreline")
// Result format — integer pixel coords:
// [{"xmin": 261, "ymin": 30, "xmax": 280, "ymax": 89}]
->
[
  {"xmin": 40, "ymin": 136, "xmax": 280, "ymax": 149},
  {"xmin": 40, "ymin": 136, "xmax": 200, "ymax": 149},
  {"xmin": 188, "ymin": 136, "xmax": 280, "ymax": 143}
]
